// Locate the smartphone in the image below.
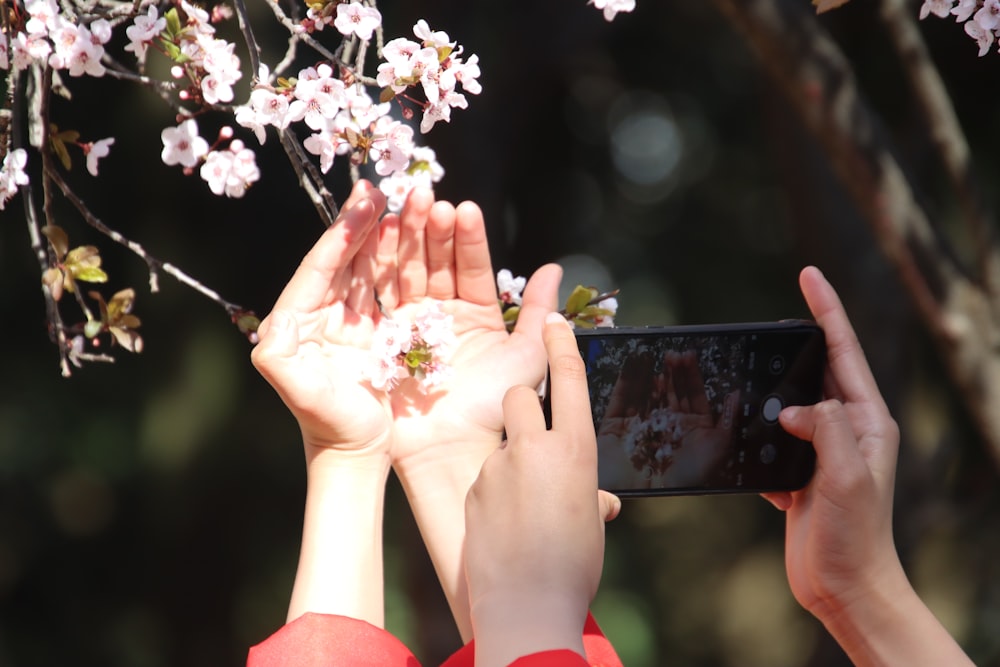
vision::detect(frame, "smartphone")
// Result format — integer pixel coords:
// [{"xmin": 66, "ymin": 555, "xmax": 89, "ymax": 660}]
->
[{"xmin": 556, "ymin": 321, "xmax": 825, "ymax": 497}]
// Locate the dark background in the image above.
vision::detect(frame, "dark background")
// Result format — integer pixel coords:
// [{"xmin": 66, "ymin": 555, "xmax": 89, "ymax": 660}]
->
[{"xmin": 1, "ymin": 1, "xmax": 999, "ymax": 665}]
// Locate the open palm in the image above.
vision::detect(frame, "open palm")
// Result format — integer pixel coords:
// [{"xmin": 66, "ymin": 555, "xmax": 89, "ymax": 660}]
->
[
  {"xmin": 251, "ymin": 181, "xmax": 393, "ymax": 457},
  {"xmin": 373, "ymin": 190, "xmax": 560, "ymax": 469}
]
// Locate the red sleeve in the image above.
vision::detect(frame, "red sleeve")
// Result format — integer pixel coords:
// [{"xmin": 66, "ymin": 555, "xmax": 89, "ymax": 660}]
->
[
  {"xmin": 438, "ymin": 612, "xmax": 622, "ymax": 667},
  {"xmin": 246, "ymin": 613, "xmax": 421, "ymax": 667}
]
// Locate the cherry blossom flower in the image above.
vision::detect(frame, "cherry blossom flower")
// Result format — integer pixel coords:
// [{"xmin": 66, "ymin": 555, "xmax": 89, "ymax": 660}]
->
[
  {"xmin": 964, "ymin": 18, "xmax": 994, "ymax": 55},
  {"xmin": 413, "ymin": 19, "xmax": 452, "ymax": 50},
  {"xmin": 288, "ymin": 64, "xmax": 346, "ymax": 130},
  {"xmin": 920, "ymin": 0, "xmax": 955, "ymax": 19},
  {"xmin": 161, "ymin": 118, "xmax": 209, "ymax": 168},
  {"xmin": 124, "ymin": 5, "xmax": 167, "ymax": 61},
  {"xmin": 952, "ymin": 0, "xmax": 978, "ymax": 21},
  {"xmin": 370, "ymin": 119, "xmax": 414, "ymax": 176},
  {"xmin": 974, "ymin": 0, "xmax": 1000, "ymax": 30},
  {"xmin": 366, "ymin": 301, "xmax": 455, "ymax": 392},
  {"xmin": 25, "ymin": 0, "xmax": 62, "ymax": 36},
  {"xmin": 85, "ymin": 137, "xmax": 114, "ymax": 176},
  {"xmin": 199, "ymin": 139, "xmax": 260, "ymax": 198},
  {"xmin": 594, "ymin": 297, "xmax": 619, "ymax": 327},
  {"xmin": 334, "ymin": 2, "xmax": 382, "ymax": 41},
  {"xmin": 589, "ymin": 0, "xmax": 636, "ymax": 21},
  {"xmin": 0, "ymin": 148, "xmax": 29, "ymax": 209},
  {"xmin": 497, "ymin": 270, "xmax": 526, "ymax": 306}
]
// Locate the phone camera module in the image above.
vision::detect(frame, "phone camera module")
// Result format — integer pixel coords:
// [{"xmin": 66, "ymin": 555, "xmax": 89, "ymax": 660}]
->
[{"xmin": 768, "ymin": 355, "xmax": 786, "ymax": 374}]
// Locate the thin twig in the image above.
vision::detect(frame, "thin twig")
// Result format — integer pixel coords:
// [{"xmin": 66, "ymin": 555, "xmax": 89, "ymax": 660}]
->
[{"xmin": 44, "ymin": 165, "xmax": 248, "ymax": 316}]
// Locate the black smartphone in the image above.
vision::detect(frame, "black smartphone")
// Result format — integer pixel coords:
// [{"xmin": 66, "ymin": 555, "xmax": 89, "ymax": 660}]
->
[{"xmin": 559, "ymin": 321, "xmax": 825, "ymax": 497}]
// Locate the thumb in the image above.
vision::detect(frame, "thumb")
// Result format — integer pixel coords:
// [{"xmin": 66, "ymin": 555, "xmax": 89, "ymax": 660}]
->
[
  {"xmin": 598, "ymin": 490, "xmax": 621, "ymax": 522},
  {"xmin": 251, "ymin": 310, "xmax": 298, "ymax": 377}
]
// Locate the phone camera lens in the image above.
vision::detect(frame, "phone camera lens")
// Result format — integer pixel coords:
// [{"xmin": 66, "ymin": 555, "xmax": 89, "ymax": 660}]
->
[
  {"xmin": 761, "ymin": 395, "xmax": 783, "ymax": 423},
  {"xmin": 769, "ymin": 355, "xmax": 785, "ymax": 374},
  {"xmin": 760, "ymin": 443, "xmax": 777, "ymax": 464}
]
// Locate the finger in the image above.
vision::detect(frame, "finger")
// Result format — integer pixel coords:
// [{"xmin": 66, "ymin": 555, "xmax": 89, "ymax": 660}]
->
[
  {"xmin": 501, "ymin": 384, "xmax": 547, "ymax": 441},
  {"xmin": 679, "ymin": 350, "xmax": 711, "ymax": 415},
  {"xmin": 453, "ymin": 200, "xmax": 499, "ymax": 307},
  {"xmin": 799, "ymin": 266, "xmax": 886, "ymax": 410},
  {"xmin": 272, "ymin": 195, "xmax": 383, "ymax": 314},
  {"xmin": 544, "ymin": 313, "xmax": 594, "ymax": 447},
  {"xmin": 779, "ymin": 400, "xmax": 869, "ymax": 482},
  {"xmin": 599, "ymin": 490, "xmax": 622, "ymax": 522},
  {"xmin": 759, "ymin": 491, "xmax": 793, "ymax": 511},
  {"xmin": 426, "ymin": 200, "xmax": 458, "ymax": 300},
  {"xmin": 512, "ymin": 263, "xmax": 562, "ymax": 339},
  {"xmin": 251, "ymin": 310, "xmax": 298, "ymax": 367},
  {"xmin": 374, "ymin": 213, "xmax": 401, "ymax": 311},
  {"xmin": 663, "ymin": 352, "xmax": 680, "ymax": 411},
  {"xmin": 397, "ymin": 187, "xmax": 434, "ymax": 303},
  {"xmin": 346, "ymin": 220, "xmax": 379, "ymax": 317}
]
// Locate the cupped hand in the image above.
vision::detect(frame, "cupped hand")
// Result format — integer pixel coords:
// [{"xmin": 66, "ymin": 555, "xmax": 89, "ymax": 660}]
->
[
  {"xmin": 763, "ymin": 266, "xmax": 902, "ymax": 620},
  {"xmin": 373, "ymin": 188, "xmax": 561, "ymax": 469},
  {"xmin": 251, "ymin": 180, "xmax": 394, "ymax": 459}
]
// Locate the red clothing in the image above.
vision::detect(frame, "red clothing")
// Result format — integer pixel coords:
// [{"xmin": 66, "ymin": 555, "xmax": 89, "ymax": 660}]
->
[{"xmin": 247, "ymin": 612, "xmax": 622, "ymax": 667}]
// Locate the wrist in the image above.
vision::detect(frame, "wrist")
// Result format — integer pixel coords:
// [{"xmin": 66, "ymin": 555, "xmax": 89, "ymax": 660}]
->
[
  {"xmin": 303, "ymin": 434, "xmax": 393, "ymax": 478},
  {"xmin": 288, "ymin": 446, "xmax": 390, "ymax": 626},
  {"xmin": 471, "ymin": 592, "xmax": 587, "ymax": 667}
]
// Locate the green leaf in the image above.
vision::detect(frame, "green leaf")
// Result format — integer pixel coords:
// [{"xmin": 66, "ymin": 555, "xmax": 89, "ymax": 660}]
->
[
  {"xmin": 72, "ymin": 266, "xmax": 109, "ymax": 283},
  {"xmin": 41, "ymin": 225, "xmax": 70, "ymax": 259},
  {"xmin": 236, "ymin": 313, "xmax": 260, "ymax": 335},
  {"xmin": 110, "ymin": 326, "xmax": 144, "ymax": 353},
  {"xmin": 165, "ymin": 7, "xmax": 182, "ymax": 36},
  {"xmin": 51, "ymin": 135, "xmax": 72, "ymax": 170},
  {"xmin": 84, "ymin": 319, "xmax": 104, "ymax": 338},
  {"xmin": 564, "ymin": 285, "xmax": 596, "ymax": 316}
]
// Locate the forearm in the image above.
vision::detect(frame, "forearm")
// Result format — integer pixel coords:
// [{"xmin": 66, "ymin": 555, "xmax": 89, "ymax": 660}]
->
[
  {"xmin": 287, "ymin": 448, "xmax": 391, "ymax": 627},
  {"xmin": 816, "ymin": 568, "xmax": 974, "ymax": 667},
  {"xmin": 395, "ymin": 438, "xmax": 499, "ymax": 642}
]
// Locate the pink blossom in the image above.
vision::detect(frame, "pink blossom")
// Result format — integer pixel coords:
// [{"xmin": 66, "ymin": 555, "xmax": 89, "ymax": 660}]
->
[
  {"xmin": 85, "ymin": 137, "xmax": 114, "ymax": 176},
  {"xmin": 589, "ymin": 0, "xmax": 636, "ymax": 21},
  {"xmin": 497, "ymin": 270, "xmax": 526, "ymax": 306},
  {"xmin": 161, "ymin": 118, "xmax": 209, "ymax": 168},
  {"xmin": 334, "ymin": 2, "xmax": 382, "ymax": 41},
  {"xmin": 124, "ymin": 5, "xmax": 167, "ymax": 61}
]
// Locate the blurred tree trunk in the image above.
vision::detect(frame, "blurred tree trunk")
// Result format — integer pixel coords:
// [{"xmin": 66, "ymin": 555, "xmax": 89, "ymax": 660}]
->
[{"xmin": 709, "ymin": 0, "xmax": 1000, "ymax": 471}]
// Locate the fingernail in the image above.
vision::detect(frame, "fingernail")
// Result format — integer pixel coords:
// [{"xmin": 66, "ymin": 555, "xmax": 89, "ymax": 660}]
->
[
  {"xmin": 545, "ymin": 312, "xmax": 567, "ymax": 326},
  {"xmin": 780, "ymin": 405, "xmax": 800, "ymax": 421}
]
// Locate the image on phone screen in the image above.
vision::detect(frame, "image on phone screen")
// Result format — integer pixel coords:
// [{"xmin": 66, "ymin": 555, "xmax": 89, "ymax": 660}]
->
[{"xmin": 575, "ymin": 324, "xmax": 824, "ymax": 496}]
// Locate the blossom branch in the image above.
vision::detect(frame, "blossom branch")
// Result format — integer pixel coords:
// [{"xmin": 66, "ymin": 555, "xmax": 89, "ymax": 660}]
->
[
  {"xmin": 710, "ymin": 0, "xmax": 1000, "ymax": 467},
  {"xmin": 878, "ymin": 0, "xmax": 1000, "ymax": 299},
  {"xmin": 43, "ymin": 164, "xmax": 249, "ymax": 318}
]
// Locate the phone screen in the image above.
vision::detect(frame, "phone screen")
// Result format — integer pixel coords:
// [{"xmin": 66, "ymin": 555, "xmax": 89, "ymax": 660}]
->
[{"xmin": 574, "ymin": 323, "xmax": 825, "ymax": 496}]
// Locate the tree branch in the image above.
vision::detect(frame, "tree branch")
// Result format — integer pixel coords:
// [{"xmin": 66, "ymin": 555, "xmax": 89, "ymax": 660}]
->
[{"xmin": 709, "ymin": 0, "xmax": 1000, "ymax": 468}]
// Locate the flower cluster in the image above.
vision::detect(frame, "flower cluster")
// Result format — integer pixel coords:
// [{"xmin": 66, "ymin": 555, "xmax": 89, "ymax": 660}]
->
[
  {"xmin": 366, "ymin": 301, "xmax": 457, "ymax": 392},
  {"xmin": 622, "ymin": 408, "xmax": 687, "ymax": 476},
  {"xmin": 497, "ymin": 269, "xmax": 619, "ymax": 331},
  {"xmin": 588, "ymin": 0, "xmax": 637, "ymax": 22},
  {"xmin": 160, "ymin": 119, "xmax": 259, "ymax": 199},
  {"xmin": 235, "ymin": 13, "xmax": 479, "ymax": 212},
  {"xmin": 3, "ymin": 0, "xmax": 112, "ymax": 76},
  {"xmin": 920, "ymin": 0, "xmax": 1000, "ymax": 56}
]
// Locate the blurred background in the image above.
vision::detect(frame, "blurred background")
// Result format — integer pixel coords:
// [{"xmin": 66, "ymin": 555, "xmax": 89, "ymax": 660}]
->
[{"xmin": 2, "ymin": 0, "xmax": 999, "ymax": 665}]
